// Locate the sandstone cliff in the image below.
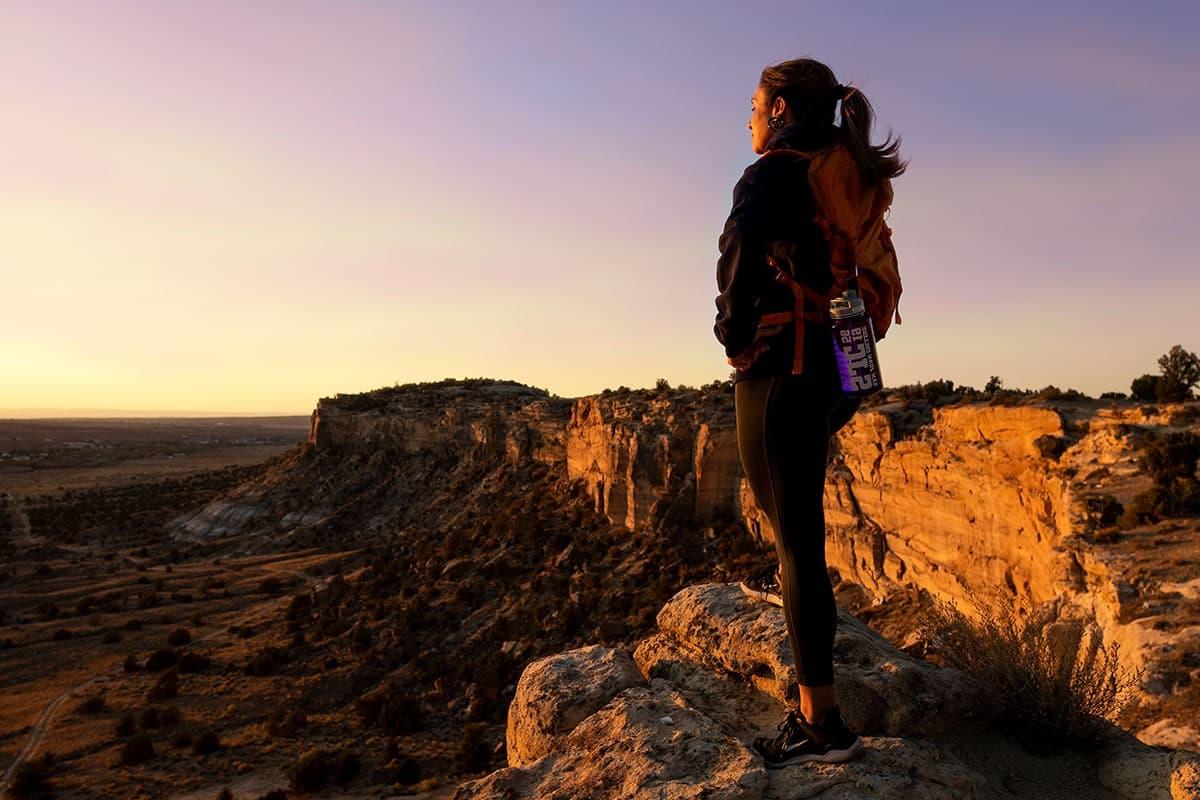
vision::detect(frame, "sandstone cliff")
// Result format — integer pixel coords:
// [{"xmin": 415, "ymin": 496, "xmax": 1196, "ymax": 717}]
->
[
  {"xmin": 560, "ymin": 390, "xmax": 1200, "ymax": 748},
  {"xmin": 455, "ymin": 582, "xmax": 1200, "ymax": 800}
]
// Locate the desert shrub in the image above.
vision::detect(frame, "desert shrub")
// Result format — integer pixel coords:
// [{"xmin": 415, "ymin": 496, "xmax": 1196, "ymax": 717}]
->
[
  {"xmin": 1130, "ymin": 374, "xmax": 1161, "ymax": 402},
  {"xmin": 123, "ymin": 654, "xmax": 140, "ymax": 672},
  {"xmin": 115, "ymin": 713, "xmax": 136, "ymax": 736},
  {"xmin": 334, "ymin": 750, "xmax": 361, "ymax": 785},
  {"xmin": 267, "ymin": 707, "xmax": 308, "ymax": 738},
  {"xmin": 1033, "ymin": 435, "xmax": 1067, "ymax": 460},
  {"xmin": 460, "ymin": 721, "xmax": 492, "ymax": 771},
  {"xmin": 1035, "ymin": 385, "xmax": 1090, "ymax": 402},
  {"xmin": 1157, "ymin": 344, "xmax": 1200, "ymax": 401},
  {"xmin": 290, "ymin": 748, "xmax": 335, "ymax": 792},
  {"xmin": 192, "ymin": 730, "xmax": 220, "ymax": 755},
  {"xmin": 177, "ymin": 651, "xmax": 212, "ymax": 673},
  {"xmin": 245, "ymin": 646, "xmax": 289, "ymax": 677},
  {"xmin": 259, "ymin": 576, "xmax": 283, "ymax": 595},
  {"xmin": 170, "ymin": 728, "xmax": 194, "ymax": 748},
  {"xmin": 145, "ymin": 648, "xmax": 178, "ymax": 671},
  {"xmin": 919, "ymin": 589, "xmax": 1141, "ymax": 749},
  {"xmin": 147, "ymin": 668, "xmax": 178, "ymax": 702},
  {"xmin": 286, "ymin": 593, "xmax": 312, "ymax": 622},
  {"xmin": 158, "ymin": 706, "xmax": 182, "ymax": 727},
  {"xmin": 139, "ymin": 706, "xmax": 161, "ymax": 729},
  {"xmin": 1141, "ymin": 431, "xmax": 1200, "ymax": 484},
  {"xmin": 1084, "ymin": 495, "xmax": 1124, "ymax": 530},
  {"xmin": 166, "ymin": 628, "xmax": 192, "ymax": 646},
  {"xmin": 394, "ymin": 753, "xmax": 422, "ymax": 784},
  {"xmin": 76, "ymin": 692, "xmax": 107, "ymax": 714},
  {"xmin": 356, "ymin": 680, "xmax": 425, "ymax": 734},
  {"xmin": 9, "ymin": 753, "xmax": 55, "ymax": 797},
  {"xmin": 121, "ymin": 732, "xmax": 155, "ymax": 765},
  {"xmin": 1119, "ymin": 431, "xmax": 1200, "ymax": 526}
]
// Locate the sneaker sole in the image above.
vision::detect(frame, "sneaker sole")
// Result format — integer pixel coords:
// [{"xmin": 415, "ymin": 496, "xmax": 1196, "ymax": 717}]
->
[
  {"xmin": 761, "ymin": 736, "xmax": 863, "ymax": 767},
  {"xmin": 738, "ymin": 581, "xmax": 784, "ymax": 607}
]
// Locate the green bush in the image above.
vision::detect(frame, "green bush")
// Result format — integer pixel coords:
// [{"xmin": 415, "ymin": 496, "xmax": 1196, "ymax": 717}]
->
[
  {"xmin": 1119, "ymin": 432, "xmax": 1200, "ymax": 526},
  {"xmin": 1130, "ymin": 374, "xmax": 1160, "ymax": 402},
  {"xmin": 1157, "ymin": 345, "xmax": 1200, "ymax": 401}
]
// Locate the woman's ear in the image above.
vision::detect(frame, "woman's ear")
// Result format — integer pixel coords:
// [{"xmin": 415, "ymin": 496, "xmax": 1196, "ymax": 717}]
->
[{"xmin": 772, "ymin": 95, "xmax": 787, "ymax": 119}]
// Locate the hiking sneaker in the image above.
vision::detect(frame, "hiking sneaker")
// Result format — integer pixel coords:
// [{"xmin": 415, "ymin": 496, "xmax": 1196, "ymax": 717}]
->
[
  {"xmin": 752, "ymin": 707, "xmax": 864, "ymax": 767},
  {"xmin": 739, "ymin": 563, "xmax": 783, "ymax": 607}
]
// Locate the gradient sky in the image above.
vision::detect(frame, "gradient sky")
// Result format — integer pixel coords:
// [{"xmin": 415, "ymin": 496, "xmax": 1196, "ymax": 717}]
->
[{"xmin": 2, "ymin": 1, "xmax": 1198, "ymax": 415}]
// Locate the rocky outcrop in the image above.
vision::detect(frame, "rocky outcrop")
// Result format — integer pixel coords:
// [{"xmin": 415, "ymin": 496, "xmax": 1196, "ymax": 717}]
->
[
  {"xmin": 505, "ymin": 644, "xmax": 646, "ymax": 767},
  {"xmin": 455, "ymin": 583, "xmax": 1200, "ymax": 800},
  {"xmin": 641, "ymin": 584, "xmax": 987, "ymax": 736},
  {"xmin": 308, "ymin": 380, "xmax": 571, "ymax": 465}
]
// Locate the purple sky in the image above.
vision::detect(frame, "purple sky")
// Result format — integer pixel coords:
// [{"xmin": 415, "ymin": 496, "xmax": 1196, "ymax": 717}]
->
[{"xmin": 2, "ymin": 1, "xmax": 1198, "ymax": 414}]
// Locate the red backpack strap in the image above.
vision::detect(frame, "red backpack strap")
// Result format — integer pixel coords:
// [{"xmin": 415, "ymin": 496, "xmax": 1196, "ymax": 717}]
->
[{"xmin": 758, "ymin": 256, "xmax": 830, "ymax": 375}]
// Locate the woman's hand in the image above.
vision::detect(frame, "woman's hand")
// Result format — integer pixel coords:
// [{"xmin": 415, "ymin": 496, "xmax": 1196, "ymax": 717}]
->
[{"xmin": 727, "ymin": 339, "xmax": 770, "ymax": 370}]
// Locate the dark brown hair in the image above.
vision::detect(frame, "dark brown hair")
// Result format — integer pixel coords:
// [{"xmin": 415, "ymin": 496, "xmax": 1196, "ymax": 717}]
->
[{"xmin": 759, "ymin": 57, "xmax": 906, "ymax": 185}]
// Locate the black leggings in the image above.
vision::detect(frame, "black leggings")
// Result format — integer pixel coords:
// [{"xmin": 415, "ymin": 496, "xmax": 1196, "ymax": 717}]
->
[{"xmin": 735, "ymin": 371, "xmax": 860, "ymax": 686}]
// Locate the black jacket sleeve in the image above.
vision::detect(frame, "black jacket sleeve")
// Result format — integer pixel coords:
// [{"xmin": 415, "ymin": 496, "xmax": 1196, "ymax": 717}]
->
[{"xmin": 713, "ymin": 163, "xmax": 770, "ymax": 359}]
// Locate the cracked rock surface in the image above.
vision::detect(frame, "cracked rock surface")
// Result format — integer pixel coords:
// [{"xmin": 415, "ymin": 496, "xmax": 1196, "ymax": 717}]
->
[{"xmin": 456, "ymin": 582, "xmax": 1200, "ymax": 799}]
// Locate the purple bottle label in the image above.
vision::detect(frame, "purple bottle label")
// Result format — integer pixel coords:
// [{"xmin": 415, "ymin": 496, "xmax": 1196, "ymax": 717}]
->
[{"xmin": 831, "ymin": 316, "xmax": 882, "ymax": 395}]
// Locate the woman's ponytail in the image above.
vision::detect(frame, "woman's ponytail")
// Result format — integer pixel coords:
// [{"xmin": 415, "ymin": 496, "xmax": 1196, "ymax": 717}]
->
[{"xmin": 837, "ymin": 84, "xmax": 906, "ymax": 185}]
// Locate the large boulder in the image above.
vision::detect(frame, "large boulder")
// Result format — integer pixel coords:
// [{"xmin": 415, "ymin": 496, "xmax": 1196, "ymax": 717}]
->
[
  {"xmin": 461, "ymin": 678, "xmax": 767, "ymax": 800},
  {"xmin": 505, "ymin": 643, "xmax": 646, "ymax": 767}
]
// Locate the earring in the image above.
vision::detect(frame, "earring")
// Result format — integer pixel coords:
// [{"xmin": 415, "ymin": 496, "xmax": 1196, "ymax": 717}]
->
[{"xmin": 768, "ymin": 115, "xmax": 785, "ymax": 130}]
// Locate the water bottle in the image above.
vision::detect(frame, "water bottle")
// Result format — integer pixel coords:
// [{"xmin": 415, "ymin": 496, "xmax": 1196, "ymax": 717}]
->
[{"xmin": 828, "ymin": 289, "xmax": 883, "ymax": 396}]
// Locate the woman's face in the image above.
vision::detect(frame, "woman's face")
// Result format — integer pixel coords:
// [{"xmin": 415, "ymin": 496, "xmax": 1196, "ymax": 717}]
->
[{"xmin": 748, "ymin": 84, "xmax": 785, "ymax": 154}]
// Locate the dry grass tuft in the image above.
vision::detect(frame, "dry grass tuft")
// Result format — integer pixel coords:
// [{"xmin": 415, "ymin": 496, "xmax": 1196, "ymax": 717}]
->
[{"xmin": 918, "ymin": 587, "xmax": 1143, "ymax": 748}]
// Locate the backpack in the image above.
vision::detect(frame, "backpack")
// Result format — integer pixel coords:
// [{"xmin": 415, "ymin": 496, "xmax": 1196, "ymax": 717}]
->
[
  {"xmin": 761, "ymin": 143, "xmax": 903, "ymax": 341},
  {"xmin": 748, "ymin": 144, "xmax": 902, "ymax": 379}
]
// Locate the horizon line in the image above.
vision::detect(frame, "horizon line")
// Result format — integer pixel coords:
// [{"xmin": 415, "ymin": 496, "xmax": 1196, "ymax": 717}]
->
[{"xmin": 0, "ymin": 408, "xmax": 313, "ymax": 419}]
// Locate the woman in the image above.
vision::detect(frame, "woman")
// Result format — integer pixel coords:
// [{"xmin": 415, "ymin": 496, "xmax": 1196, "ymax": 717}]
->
[{"xmin": 712, "ymin": 57, "xmax": 905, "ymax": 768}]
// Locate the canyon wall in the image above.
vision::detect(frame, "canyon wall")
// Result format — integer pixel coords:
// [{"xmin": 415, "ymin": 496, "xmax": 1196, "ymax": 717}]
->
[{"xmin": 558, "ymin": 389, "xmax": 1200, "ymax": 706}]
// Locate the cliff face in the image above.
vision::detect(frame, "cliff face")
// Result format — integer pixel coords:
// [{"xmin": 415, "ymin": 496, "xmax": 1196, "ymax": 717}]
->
[
  {"xmin": 561, "ymin": 391, "xmax": 1200, "ymax": 727},
  {"xmin": 564, "ymin": 393, "xmax": 737, "ymax": 532},
  {"xmin": 308, "ymin": 381, "xmax": 573, "ymax": 466}
]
